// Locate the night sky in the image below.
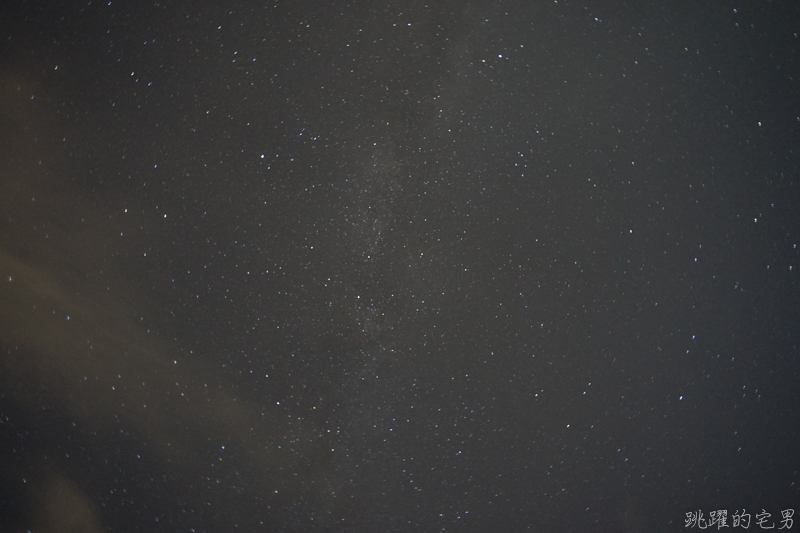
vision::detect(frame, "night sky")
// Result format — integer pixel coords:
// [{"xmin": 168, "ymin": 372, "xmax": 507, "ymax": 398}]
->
[{"xmin": 2, "ymin": 2, "xmax": 800, "ymax": 532}]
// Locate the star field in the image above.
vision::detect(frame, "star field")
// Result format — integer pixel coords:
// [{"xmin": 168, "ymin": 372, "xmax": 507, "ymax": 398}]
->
[{"xmin": 1, "ymin": 2, "xmax": 799, "ymax": 531}]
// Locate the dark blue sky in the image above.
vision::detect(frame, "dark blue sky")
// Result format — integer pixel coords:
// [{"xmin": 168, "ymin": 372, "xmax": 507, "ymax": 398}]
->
[{"xmin": 1, "ymin": 1, "xmax": 799, "ymax": 531}]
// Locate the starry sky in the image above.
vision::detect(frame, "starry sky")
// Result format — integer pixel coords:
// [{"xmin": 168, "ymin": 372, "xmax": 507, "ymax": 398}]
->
[{"xmin": 2, "ymin": 1, "xmax": 800, "ymax": 532}]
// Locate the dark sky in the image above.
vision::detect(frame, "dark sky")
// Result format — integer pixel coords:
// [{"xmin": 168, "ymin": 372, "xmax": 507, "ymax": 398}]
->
[{"xmin": 2, "ymin": 1, "xmax": 799, "ymax": 532}]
